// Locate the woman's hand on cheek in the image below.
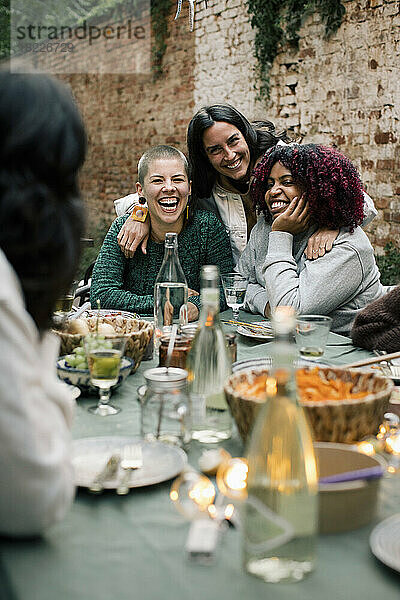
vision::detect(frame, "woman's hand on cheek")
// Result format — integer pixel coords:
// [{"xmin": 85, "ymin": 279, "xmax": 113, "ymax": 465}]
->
[{"xmin": 271, "ymin": 194, "xmax": 310, "ymax": 235}]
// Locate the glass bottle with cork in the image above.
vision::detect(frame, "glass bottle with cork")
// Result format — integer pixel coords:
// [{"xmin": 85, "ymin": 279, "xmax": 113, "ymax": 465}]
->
[
  {"xmin": 242, "ymin": 306, "xmax": 318, "ymax": 583},
  {"xmin": 186, "ymin": 265, "xmax": 232, "ymax": 444}
]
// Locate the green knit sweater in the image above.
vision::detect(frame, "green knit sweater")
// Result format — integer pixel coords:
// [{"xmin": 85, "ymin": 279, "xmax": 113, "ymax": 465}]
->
[{"xmin": 90, "ymin": 210, "xmax": 234, "ymax": 315}]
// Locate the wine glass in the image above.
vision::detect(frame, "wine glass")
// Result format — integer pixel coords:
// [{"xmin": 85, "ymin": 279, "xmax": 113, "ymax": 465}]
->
[
  {"xmin": 84, "ymin": 335, "xmax": 126, "ymax": 416},
  {"xmin": 221, "ymin": 273, "xmax": 247, "ymax": 320}
]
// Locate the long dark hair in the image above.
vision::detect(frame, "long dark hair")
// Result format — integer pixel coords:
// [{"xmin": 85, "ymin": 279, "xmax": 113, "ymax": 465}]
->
[
  {"xmin": 0, "ymin": 72, "xmax": 87, "ymax": 331},
  {"xmin": 187, "ymin": 103, "xmax": 289, "ymax": 200},
  {"xmin": 251, "ymin": 143, "xmax": 365, "ymax": 230}
]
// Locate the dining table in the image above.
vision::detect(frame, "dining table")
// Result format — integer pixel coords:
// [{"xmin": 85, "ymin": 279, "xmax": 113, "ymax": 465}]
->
[{"xmin": 1, "ymin": 311, "xmax": 399, "ymax": 600}]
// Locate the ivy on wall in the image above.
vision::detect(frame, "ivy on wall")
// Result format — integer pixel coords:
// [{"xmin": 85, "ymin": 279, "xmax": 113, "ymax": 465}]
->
[
  {"xmin": 245, "ymin": 0, "xmax": 346, "ymax": 99},
  {"xmin": 0, "ymin": 0, "xmax": 10, "ymax": 60},
  {"xmin": 151, "ymin": 0, "xmax": 171, "ymax": 78}
]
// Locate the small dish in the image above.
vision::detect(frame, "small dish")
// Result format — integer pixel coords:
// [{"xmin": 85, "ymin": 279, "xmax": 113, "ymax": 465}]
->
[
  {"xmin": 315, "ymin": 442, "xmax": 386, "ymax": 534},
  {"xmin": 56, "ymin": 356, "xmax": 134, "ymax": 394},
  {"xmin": 236, "ymin": 321, "xmax": 274, "ymax": 341},
  {"xmin": 72, "ymin": 436, "xmax": 187, "ymax": 489}
]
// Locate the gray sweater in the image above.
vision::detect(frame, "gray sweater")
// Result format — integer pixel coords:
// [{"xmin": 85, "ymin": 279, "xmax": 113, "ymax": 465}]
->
[{"xmin": 237, "ymin": 216, "xmax": 389, "ymax": 336}]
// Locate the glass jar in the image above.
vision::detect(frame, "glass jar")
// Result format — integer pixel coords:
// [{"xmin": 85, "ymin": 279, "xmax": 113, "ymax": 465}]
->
[
  {"xmin": 159, "ymin": 335, "xmax": 192, "ymax": 370},
  {"xmin": 141, "ymin": 367, "xmax": 190, "ymax": 447}
]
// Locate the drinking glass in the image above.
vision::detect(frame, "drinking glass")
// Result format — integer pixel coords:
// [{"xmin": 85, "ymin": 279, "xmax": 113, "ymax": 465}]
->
[
  {"xmin": 221, "ymin": 273, "xmax": 247, "ymax": 320},
  {"xmin": 295, "ymin": 315, "xmax": 332, "ymax": 360},
  {"xmin": 53, "ymin": 280, "xmax": 79, "ymax": 327},
  {"xmin": 54, "ymin": 280, "xmax": 79, "ymax": 315},
  {"xmin": 84, "ymin": 335, "xmax": 126, "ymax": 416}
]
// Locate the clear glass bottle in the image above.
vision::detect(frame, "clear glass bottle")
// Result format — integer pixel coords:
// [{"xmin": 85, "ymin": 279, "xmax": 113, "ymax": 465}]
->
[
  {"xmin": 154, "ymin": 232, "xmax": 188, "ymax": 350},
  {"xmin": 186, "ymin": 265, "xmax": 232, "ymax": 444},
  {"xmin": 243, "ymin": 306, "xmax": 318, "ymax": 583}
]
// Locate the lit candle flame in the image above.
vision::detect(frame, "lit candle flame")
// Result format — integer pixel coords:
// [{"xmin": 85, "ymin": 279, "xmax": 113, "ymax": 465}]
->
[
  {"xmin": 357, "ymin": 441, "xmax": 376, "ymax": 456},
  {"xmin": 385, "ymin": 433, "xmax": 400, "ymax": 455},
  {"xmin": 216, "ymin": 458, "xmax": 248, "ymax": 500}
]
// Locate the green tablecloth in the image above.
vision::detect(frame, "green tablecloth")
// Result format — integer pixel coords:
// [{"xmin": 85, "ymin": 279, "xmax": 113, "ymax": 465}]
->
[{"xmin": 1, "ymin": 311, "xmax": 399, "ymax": 599}]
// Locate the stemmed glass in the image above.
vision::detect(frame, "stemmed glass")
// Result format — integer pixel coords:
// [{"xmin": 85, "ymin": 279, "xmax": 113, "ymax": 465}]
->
[
  {"xmin": 221, "ymin": 273, "xmax": 247, "ymax": 320},
  {"xmin": 84, "ymin": 335, "xmax": 126, "ymax": 416}
]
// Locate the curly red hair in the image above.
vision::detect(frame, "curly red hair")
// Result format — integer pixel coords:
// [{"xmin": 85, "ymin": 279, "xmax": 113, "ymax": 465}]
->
[{"xmin": 251, "ymin": 144, "xmax": 365, "ymax": 231}]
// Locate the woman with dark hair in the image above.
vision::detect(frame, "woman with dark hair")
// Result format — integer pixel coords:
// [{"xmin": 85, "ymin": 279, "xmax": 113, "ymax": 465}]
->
[
  {"xmin": 90, "ymin": 145, "xmax": 233, "ymax": 320},
  {"xmin": 116, "ymin": 104, "xmax": 376, "ymax": 263},
  {"xmin": 0, "ymin": 71, "xmax": 86, "ymax": 536},
  {"xmin": 237, "ymin": 143, "xmax": 390, "ymax": 336}
]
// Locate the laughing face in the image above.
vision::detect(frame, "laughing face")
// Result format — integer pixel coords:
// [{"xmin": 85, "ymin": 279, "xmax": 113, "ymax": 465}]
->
[
  {"xmin": 136, "ymin": 158, "xmax": 191, "ymax": 230},
  {"xmin": 202, "ymin": 121, "xmax": 251, "ymax": 183},
  {"xmin": 265, "ymin": 161, "xmax": 304, "ymax": 219}
]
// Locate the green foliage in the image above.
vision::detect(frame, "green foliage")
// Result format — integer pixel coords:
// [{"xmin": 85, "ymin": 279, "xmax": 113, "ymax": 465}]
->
[
  {"xmin": 245, "ymin": 0, "xmax": 346, "ymax": 99},
  {"xmin": 375, "ymin": 243, "xmax": 400, "ymax": 286},
  {"xmin": 3, "ymin": 0, "xmax": 169, "ymax": 78},
  {"xmin": 0, "ymin": 0, "xmax": 10, "ymax": 60},
  {"xmin": 151, "ymin": 0, "xmax": 171, "ymax": 78},
  {"xmin": 77, "ymin": 219, "xmax": 110, "ymax": 280}
]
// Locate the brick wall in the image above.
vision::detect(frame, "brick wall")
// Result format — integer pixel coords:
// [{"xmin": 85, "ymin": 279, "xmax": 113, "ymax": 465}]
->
[
  {"xmin": 59, "ymin": 1, "xmax": 195, "ymax": 230},
  {"xmin": 60, "ymin": 0, "xmax": 399, "ymax": 252},
  {"xmin": 194, "ymin": 0, "xmax": 400, "ymax": 252}
]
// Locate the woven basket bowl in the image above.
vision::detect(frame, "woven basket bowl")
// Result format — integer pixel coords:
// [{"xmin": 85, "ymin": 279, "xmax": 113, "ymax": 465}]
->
[
  {"xmin": 53, "ymin": 315, "xmax": 153, "ymax": 373},
  {"xmin": 224, "ymin": 366, "xmax": 393, "ymax": 444}
]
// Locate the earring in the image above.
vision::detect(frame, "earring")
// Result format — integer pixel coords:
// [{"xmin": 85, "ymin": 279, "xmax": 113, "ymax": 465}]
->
[
  {"xmin": 138, "ymin": 196, "xmax": 146, "ymax": 205},
  {"xmin": 186, "ymin": 204, "xmax": 189, "ymax": 219}
]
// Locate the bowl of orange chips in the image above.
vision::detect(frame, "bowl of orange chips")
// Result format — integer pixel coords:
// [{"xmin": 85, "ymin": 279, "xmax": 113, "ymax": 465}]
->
[{"xmin": 225, "ymin": 366, "xmax": 393, "ymax": 444}]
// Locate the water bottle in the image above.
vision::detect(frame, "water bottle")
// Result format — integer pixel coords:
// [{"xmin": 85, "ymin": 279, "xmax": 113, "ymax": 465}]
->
[
  {"xmin": 154, "ymin": 232, "xmax": 188, "ymax": 349},
  {"xmin": 186, "ymin": 265, "xmax": 232, "ymax": 444},
  {"xmin": 243, "ymin": 306, "xmax": 318, "ymax": 583}
]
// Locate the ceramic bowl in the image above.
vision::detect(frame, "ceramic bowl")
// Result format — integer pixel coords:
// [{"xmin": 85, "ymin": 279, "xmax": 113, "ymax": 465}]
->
[
  {"xmin": 316, "ymin": 442, "xmax": 386, "ymax": 533},
  {"xmin": 56, "ymin": 355, "xmax": 134, "ymax": 394}
]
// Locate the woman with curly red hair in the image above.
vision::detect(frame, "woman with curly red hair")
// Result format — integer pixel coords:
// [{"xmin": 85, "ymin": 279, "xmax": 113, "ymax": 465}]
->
[{"xmin": 237, "ymin": 143, "xmax": 391, "ymax": 335}]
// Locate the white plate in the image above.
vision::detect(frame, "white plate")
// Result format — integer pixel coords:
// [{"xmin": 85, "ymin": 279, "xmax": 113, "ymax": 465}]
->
[
  {"xmin": 236, "ymin": 321, "xmax": 274, "ymax": 340},
  {"xmin": 72, "ymin": 436, "xmax": 187, "ymax": 489},
  {"xmin": 370, "ymin": 513, "xmax": 400, "ymax": 573},
  {"xmin": 232, "ymin": 357, "xmax": 330, "ymax": 373}
]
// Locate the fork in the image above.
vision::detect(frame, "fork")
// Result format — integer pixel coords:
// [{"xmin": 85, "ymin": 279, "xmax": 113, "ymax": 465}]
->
[{"xmin": 116, "ymin": 444, "xmax": 143, "ymax": 495}]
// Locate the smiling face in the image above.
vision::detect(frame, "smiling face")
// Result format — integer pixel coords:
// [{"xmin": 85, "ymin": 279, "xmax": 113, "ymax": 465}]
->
[
  {"xmin": 136, "ymin": 157, "xmax": 191, "ymax": 230},
  {"xmin": 265, "ymin": 161, "xmax": 304, "ymax": 219},
  {"xmin": 202, "ymin": 121, "xmax": 251, "ymax": 182}
]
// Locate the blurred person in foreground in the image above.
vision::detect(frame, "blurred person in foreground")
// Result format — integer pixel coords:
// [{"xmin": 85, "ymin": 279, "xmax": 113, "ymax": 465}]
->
[
  {"xmin": 0, "ymin": 71, "xmax": 86, "ymax": 536},
  {"xmin": 237, "ymin": 143, "xmax": 391, "ymax": 336}
]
